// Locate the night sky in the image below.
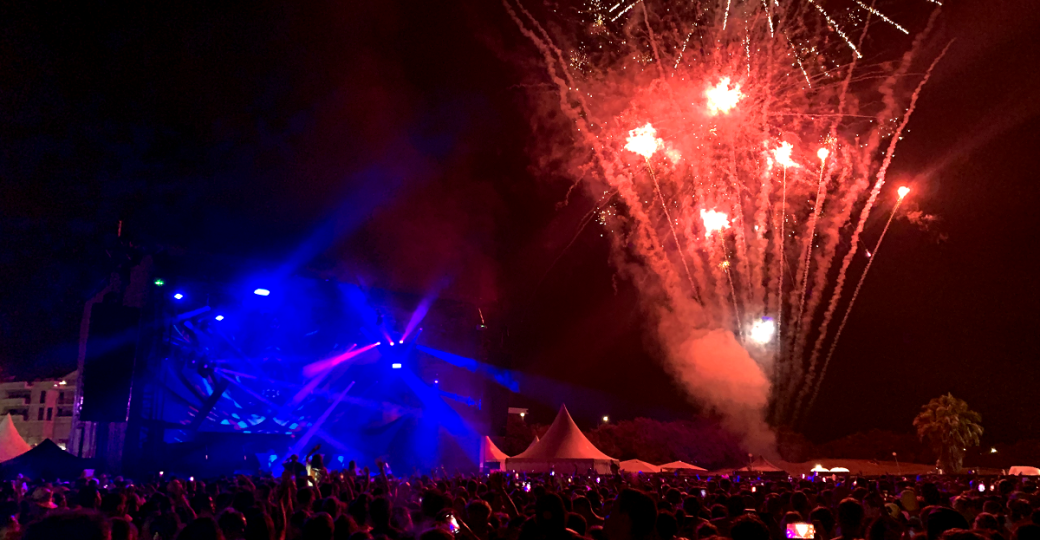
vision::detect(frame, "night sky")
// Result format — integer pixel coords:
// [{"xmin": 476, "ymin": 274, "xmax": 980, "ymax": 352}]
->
[{"xmin": 1, "ymin": 0, "xmax": 1038, "ymax": 445}]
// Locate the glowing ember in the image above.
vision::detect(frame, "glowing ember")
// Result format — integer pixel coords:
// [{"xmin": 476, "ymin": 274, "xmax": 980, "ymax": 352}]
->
[
  {"xmin": 625, "ymin": 123, "xmax": 662, "ymax": 158},
  {"xmin": 897, "ymin": 186, "xmax": 910, "ymax": 199},
  {"xmin": 817, "ymin": 147, "xmax": 830, "ymax": 160},
  {"xmin": 749, "ymin": 318, "xmax": 776, "ymax": 344},
  {"xmin": 705, "ymin": 77, "xmax": 743, "ymax": 115},
  {"xmin": 700, "ymin": 208, "xmax": 730, "ymax": 237},
  {"xmin": 773, "ymin": 142, "xmax": 797, "ymax": 168}
]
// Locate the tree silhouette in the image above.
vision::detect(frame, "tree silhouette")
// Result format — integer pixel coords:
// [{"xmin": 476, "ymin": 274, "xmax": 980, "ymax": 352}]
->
[{"xmin": 913, "ymin": 393, "xmax": 983, "ymax": 473}]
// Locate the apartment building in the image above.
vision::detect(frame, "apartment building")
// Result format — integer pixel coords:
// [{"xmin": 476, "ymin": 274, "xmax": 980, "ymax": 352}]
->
[{"xmin": 0, "ymin": 371, "xmax": 76, "ymax": 449}]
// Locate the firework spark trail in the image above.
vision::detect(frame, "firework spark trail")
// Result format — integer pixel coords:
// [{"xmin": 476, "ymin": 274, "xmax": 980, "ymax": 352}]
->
[
  {"xmin": 646, "ymin": 157, "xmax": 703, "ymax": 300},
  {"xmin": 611, "ymin": 1, "xmax": 640, "ymax": 22},
  {"xmin": 855, "ymin": 0, "xmax": 908, "ymax": 34},
  {"xmin": 642, "ymin": 2, "xmax": 667, "ymax": 79},
  {"xmin": 683, "ymin": 194, "xmax": 719, "ymax": 324},
  {"xmin": 709, "ymin": 238, "xmax": 735, "ymax": 326},
  {"xmin": 790, "ymin": 9, "xmax": 943, "ymax": 419},
  {"xmin": 805, "ymin": 0, "xmax": 862, "ymax": 58},
  {"xmin": 782, "ymin": 31, "xmax": 813, "ymax": 87},
  {"xmin": 777, "ymin": 5, "xmax": 873, "ymax": 421},
  {"xmin": 675, "ymin": 31, "xmax": 694, "ymax": 70},
  {"xmin": 788, "ymin": 152, "xmax": 829, "ymax": 357},
  {"xmin": 753, "ymin": 168, "xmax": 773, "ymax": 319},
  {"xmin": 775, "ymin": 162, "xmax": 789, "ymax": 349},
  {"xmin": 801, "ymin": 191, "xmax": 906, "ymax": 420},
  {"xmin": 537, "ymin": 192, "xmax": 617, "ymax": 290},
  {"xmin": 762, "ymin": 0, "xmax": 774, "ymax": 36},
  {"xmin": 502, "ymin": 0, "xmax": 675, "ymax": 320},
  {"xmin": 794, "ymin": 44, "xmax": 951, "ymax": 421},
  {"xmin": 784, "ymin": 153, "xmax": 863, "ymax": 414},
  {"xmin": 508, "ymin": 0, "xmax": 936, "ymax": 448}
]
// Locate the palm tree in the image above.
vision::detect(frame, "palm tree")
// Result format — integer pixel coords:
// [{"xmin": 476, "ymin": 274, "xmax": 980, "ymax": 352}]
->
[{"xmin": 913, "ymin": 393, "xmax": 983, "ymax": 473}]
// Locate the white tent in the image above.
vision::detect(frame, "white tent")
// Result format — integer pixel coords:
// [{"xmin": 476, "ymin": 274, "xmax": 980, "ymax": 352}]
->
[
  {"xmin": 480, "ymin": 436, "xmax": 510, "ymax": 470},
  {"xmin": 1010, "ymin": 466, "xmax": 1040, "ymax": 476},
  {"xmin": 527, "ymin": 435, "xmax": 540, "ymax": 450},
  {"xmin": 660, "ymin": 460, "xmax": 707, "ymax": 473},
  {"xmin": 505, "ymin": 405, "xmax": 618, "ymax": 474},
  {"xmin": 0, "ymin": 414, "xmax": 31, "ymax": 462},
  {"xmin": 620, "ymin": 459, "xmax": 661, "ymax": 474}
]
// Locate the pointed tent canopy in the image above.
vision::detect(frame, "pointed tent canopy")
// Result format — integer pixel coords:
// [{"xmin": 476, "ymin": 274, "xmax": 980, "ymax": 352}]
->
[
  {"xmin": 619, "ymin": 459, "xmax": 661, "ymax": 474},
  {"xmin": 481, "ymin": 436, "xmax": 509, "ymax": 468},
  {"xmin": 0, "ymin": 439, "xmax": 88, "ymax": 480},
  {"xmin": 736, "ymin": 456, "xmax": 786, "ymax": 474},
  {"xmin": 0, "ymin": 414, "xmax": 30, "ymax": 462},
  {"xmin": 660, "ymin": 460, "xmax": 707, "ymax": 472},
  {"xmin": 505, "ymin": 405, "xmax": 617, "ymax": 474},
  {"xmin": 526, "ymin": 435, "xmax": 540, "ymax": 450}
]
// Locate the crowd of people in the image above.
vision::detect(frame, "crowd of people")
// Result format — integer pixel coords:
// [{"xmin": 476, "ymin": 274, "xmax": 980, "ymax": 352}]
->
[{"xmin": 6, "ymin": 455, "xmax": 1040, "ymax": 540}]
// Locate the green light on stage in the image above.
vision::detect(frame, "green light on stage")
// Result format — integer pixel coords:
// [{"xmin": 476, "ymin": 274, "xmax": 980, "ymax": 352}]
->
[{"xmin": 153, "ymin": 278, "xmax": 165, "ymax": 287}]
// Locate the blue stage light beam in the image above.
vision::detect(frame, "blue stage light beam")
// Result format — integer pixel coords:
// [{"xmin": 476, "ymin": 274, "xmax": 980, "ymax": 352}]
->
[
  {"xmin": 253, "ymin": 288, "xmax": 271, "ymax": 297},
  {"xmin": 277, "ymin": 344, "xmax": 356, "ymax": 416},
  {"xmin": 396, "ymin": 368, "xmax": 474, "ymax": 438},
  {"xmin": 415, "ymin": 346, "xmax": 519, "ymax": 392},
  {"xmin": 288, "ymin": 381, "xmax": 355, "ymax": 458},
  {"xmin": 400, "ymin": 293, "xmax": 438, "ymax": 343},
  {"xmin": 302, "ymin": 341, "xmax": 380, "ymax": 378},
  {"xmin": 271, "ymin": 164, "xmax": 411, "ymax": 283}
]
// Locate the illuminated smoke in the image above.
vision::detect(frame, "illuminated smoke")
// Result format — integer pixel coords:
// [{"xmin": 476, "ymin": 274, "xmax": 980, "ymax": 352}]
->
[{"xmin": 506, "ymin": 0, "xmax": 942, "ymax": 447}]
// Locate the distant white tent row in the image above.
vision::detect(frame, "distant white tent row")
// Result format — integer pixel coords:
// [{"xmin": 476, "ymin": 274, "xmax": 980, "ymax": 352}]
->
[
  {"xmin": 484, "ymin": 407, "xmax": 712, "ymax": 475},
  {"xmin": 618, "ymin": 459, "xmax": 707, "ymax": 474},
  {"xmin": 619, "ymin": 459, "xmax": 660, "ymax": 473},
  {"xmin": 504, "ymin": 405, "xmax": 618, "ymax": 474},
  {"xmin": 661, "ymin": 460, "xmax": 706, "ymax": 473},
  {"xmin": 1009, "ymin": 466, "xmax": 1040, "ymax": 476}
]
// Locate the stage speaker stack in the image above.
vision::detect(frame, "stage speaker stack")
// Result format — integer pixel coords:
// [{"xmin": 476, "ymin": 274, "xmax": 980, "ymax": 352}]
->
[{"xmin": 80, "ymin": 302, "xmax": 141, "ymax": 423}]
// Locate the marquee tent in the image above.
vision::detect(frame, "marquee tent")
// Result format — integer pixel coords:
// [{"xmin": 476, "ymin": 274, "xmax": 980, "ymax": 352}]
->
[
  {"xmin": 0, "ymin": 439, "xmax": 89, "ymax": 480},
  {"xmin": 0, "ymin": 414, "xmax": 30, "ymax": 462},
  {"xmin": 620, "ymin": 459, "xmax": 661, "ymax": 474},
  {"xmin": 1010, "ymin": 466, "xmax": 1040, "ymax": 476},
  {"xmin": 660, "ymin": 460, "xmax": 707, "ymax": 473},
  {"xmin": 505, "ymin": 405, "xmax": 618, "ymax": 474},
  {"xmin": 480, "ymin": 436, "xmax": 510, "ymax": 470},
  {"xmin": 715, "ymin": 457, "xmax": 786, "ymax": 476}
]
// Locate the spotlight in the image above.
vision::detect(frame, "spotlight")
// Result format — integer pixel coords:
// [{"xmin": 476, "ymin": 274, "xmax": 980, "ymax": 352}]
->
[
  {"xmin": 433, "ymin": 379, "xmax": 439, "ymax": 384},
  {"xmin": 215, "ymin": 315, "xmax": 225, "ymax": 321},
  {"xmin": 173, "ymin": 293, "xmax": 184, "ymax": 300},
  {"xmin": 391, "ymin": 363, "xmax": 402, "ymax": 369},
  {"xmin": 602, "ymin": 416, "xmax": 609, "ymax": 423},
  {"xmin": 253, "ymin": 288, "xmax": 271, "ymax": 296},
  {"xmin": 398, "ymin": 339, "xmax": 404, "ymax": 344},
  {"xmin": 153, "ymin": 278, "xmax": 165, "ymax": 287}
]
